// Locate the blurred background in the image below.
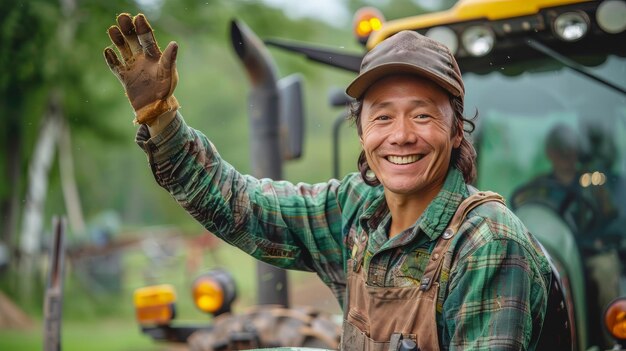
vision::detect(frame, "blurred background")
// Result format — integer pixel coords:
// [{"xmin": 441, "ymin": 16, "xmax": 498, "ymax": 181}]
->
[{"xmin": 0, "ymin": 0, "xmax": 456, "ymax": 350}]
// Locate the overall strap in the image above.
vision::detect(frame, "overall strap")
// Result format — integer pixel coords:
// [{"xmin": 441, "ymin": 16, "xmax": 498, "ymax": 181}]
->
[{"xmin": 420, "ymin": 191, "xmax": 505, "ymax": 291}]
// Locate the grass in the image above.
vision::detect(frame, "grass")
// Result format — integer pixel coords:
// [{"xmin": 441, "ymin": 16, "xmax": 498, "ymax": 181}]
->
[{"xmin": 0, "ymin": 319, "xmax": 172, "ymax": 351}]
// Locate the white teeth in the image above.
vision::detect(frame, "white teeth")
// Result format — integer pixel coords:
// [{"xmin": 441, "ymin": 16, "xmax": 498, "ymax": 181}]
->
[{"xmin": 387, "ymin": 155, "xmax": 421, "ymax": 165}]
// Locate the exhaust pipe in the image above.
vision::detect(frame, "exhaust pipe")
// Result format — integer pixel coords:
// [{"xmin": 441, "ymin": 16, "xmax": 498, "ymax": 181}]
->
[{"xmin": 230, "ymin": 19, "xmax": 289, "ymax": 308}]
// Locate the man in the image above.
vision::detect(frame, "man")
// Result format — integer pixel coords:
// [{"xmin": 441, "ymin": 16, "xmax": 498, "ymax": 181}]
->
[
  {"xmin": 104, "ymin": 13, "xmax": 551, "ymax": 350},
  {"xmin": 512, "ymin": 125, "xmax": 592, "ymax": 230}
]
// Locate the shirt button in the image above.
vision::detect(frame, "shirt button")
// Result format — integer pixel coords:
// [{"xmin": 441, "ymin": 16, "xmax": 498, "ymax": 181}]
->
[
  {"xmin": 432, "ymin": 253, "xmax": 440, "ymax": 260},
  {"xmin": 443, "ymin": 228, "xmax": 454, "ymax": 239}
]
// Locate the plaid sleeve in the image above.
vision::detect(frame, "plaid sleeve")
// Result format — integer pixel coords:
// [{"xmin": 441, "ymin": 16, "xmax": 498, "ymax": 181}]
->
[
  {"xmin": 441, "ymin": 220, "xmax": 549, "ymax": 351},
  {"xmin": 136, "ymin": 113, "xmax": 346, "ymax": 288}
]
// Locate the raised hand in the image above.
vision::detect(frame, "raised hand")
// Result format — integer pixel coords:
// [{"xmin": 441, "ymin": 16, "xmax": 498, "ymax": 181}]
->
[{"xmin": 104, "ymin": 13, "xmax": 179, "ymax": 125}]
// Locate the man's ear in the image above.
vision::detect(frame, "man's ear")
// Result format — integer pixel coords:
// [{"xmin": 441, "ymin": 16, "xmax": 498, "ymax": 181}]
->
[{"xmin": 453, "ymin": 135, "xmax": 463, "ymax": 148}]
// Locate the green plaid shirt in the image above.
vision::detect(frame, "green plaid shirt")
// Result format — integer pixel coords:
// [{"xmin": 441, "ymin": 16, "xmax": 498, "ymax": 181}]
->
[{"xmin": 136, "ymin": 113, "xmax": 551, "ymax": 350}]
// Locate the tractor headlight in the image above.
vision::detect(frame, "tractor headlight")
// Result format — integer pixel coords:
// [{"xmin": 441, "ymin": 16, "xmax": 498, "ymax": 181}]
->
[
  {"xmin": 426, "ymin": 26, "xmax": 458, "ymax": 55},
  {"xmin": 604, "ymin": 297, "xmax": 626, "ymax": 341},
  {"xmin": 461, "ymin": 25, "xmax": 495, "ymax": 57},
  {"xmin": 596, "ymin": 0, "xmax": 626, "ymax": 34},
  {"xmin": 553, "ymin": 11, "xmax": 589, "ymax": 41}
]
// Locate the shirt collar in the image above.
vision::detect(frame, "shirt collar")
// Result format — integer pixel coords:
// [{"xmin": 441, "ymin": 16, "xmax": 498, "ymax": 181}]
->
[
  {"xmin": 358, "ymin": 168, "xmax": 468, "ymax": 241},
  {"xmin": 419, "ymin": 168, "xmax": 468, "ymax": 240},
  {"xmin": 359, "ymin": 187, "xmax": 388, "ymax": 233}
]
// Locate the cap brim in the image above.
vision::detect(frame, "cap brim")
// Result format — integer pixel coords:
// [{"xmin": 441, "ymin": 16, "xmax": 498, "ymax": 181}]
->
[{"xmin": 345, "ymin": 62, "xmax": 461, "ymax": 99}]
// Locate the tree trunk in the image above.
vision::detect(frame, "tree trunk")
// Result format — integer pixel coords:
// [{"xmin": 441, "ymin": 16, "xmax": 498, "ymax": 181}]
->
[
  {"xmin": 58, "ymin": 117, "xmax": 85, "ymax": 235},
  {"xmin": 18, "ymin": 92, "xmax": 62, "ymax": 300}
]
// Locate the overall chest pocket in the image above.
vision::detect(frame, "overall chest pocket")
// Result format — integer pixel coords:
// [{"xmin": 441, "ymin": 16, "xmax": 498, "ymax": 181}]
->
[{"xmin": 394, "ymin": 249, "xmax": 430, "ymax": 285}]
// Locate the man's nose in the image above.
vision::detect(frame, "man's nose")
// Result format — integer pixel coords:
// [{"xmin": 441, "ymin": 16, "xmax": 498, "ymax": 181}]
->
[{"xmin": 389, "ymin": 119, "xmax": 418, "ymax": 145}]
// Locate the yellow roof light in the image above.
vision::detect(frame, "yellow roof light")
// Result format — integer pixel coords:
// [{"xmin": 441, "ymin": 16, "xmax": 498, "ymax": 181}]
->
[
  {"xmin": 353, "ymin": 7, "xmax": 385, "ymax": 45},
  {"xmin": 133, "ymin": 284, "xmax": 176, "ymax": 326}
]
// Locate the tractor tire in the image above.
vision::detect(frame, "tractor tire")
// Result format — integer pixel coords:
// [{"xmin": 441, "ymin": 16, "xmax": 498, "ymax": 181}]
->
[{"xmin": 188, "ymin": 305, "xmax": 341, "ymax": 350}]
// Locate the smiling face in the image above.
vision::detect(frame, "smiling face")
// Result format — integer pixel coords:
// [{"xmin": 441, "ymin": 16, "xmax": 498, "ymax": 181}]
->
[{"xmin": 359, "ymin": 74, "xmax": 463, "ymax": 200}]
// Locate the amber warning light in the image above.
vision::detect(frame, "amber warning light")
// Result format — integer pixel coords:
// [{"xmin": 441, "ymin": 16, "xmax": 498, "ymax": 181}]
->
[
  {"xmin": 353, "ymin": 7, "xmax": 385, "ymax": 44},
  {"xmin": 605, "ymin": 297, "xmax": 626, "ymax": 341},
  {"xmin": 193, "ymin": 277, "xmax": 224, "ymax": 314},
  {"xmin": 192, "ymin": 268, "xmax": 237, "ymax": 316},
  {"xmin": 133, "ymin": 284, "xmax": 176, "ymax": 326}
]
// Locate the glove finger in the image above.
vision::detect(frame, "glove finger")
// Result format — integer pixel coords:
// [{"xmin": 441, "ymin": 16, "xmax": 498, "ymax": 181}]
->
[
  {"xmin": 117, "ymin": 13, "xmax": 142, "ymax": 56},
  {"xmin": 107, "ymin": 25, "xmax": 132, "ymax": 62},
  {"xmin": 103, "ymin": 47, "xmax": 124, "ymax": 79},
  {"xmin": 160, "ymin": 41, "xmax": 178, "ymax": 76},
  {"xmin": 160, "ymin": 42, "xmax": 179, "ymax": 97},
  {"xmin": 134, "ymin": 14, "xmax": 162, "ymax": 60}
]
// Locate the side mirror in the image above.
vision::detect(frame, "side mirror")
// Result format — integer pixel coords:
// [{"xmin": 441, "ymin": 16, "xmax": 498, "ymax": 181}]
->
[{"xmin": 278, "ymin": 74, "xmax": 305, "ymax": 160}]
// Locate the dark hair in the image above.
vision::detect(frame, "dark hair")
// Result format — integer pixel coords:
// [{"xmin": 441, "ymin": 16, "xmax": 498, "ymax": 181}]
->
[{"xmin": 348, "ymin": 95, "xmax": 477, "ymax": 186}]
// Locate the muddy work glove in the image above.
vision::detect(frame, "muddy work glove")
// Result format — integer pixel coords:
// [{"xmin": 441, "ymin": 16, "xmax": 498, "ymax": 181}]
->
[{"xmin": 104, "ymin": 13, "xmax": 179, "ymax": 125}]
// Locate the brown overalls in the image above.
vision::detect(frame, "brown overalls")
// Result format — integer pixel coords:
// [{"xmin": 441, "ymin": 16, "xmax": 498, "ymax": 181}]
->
[{"xmin": 341, "ymin": 191, "xmax": 505, "ymax": 351}]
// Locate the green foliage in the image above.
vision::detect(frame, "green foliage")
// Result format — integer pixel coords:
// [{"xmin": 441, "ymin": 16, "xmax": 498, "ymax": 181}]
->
[
  {"xmin": 0, "ymin": 1, "xmax": 55, "ymax": 92},
  {"xmin": 0, "ymin": 1, "xmax": 56, "ymax": 204}
]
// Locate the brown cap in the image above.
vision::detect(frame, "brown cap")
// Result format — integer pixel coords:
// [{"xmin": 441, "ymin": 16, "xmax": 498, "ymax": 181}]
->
[{"xmin": 346, "ymin": 31, "xmax": 464, "ymax": 101}]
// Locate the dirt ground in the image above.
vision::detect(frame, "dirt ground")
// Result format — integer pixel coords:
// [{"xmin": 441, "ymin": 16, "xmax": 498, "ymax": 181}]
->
[{"xmin": 0, "ymin": 290, "xmax": 33, "ymax": 330}]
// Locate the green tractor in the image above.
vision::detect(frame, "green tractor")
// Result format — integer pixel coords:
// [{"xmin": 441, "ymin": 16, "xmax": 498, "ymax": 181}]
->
[{"xmin": 120, "ymin": 0, "xmax": 626, "ymax": 350}]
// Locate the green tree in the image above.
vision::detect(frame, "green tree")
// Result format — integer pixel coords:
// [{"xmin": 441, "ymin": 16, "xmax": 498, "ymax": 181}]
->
[{"xmin": 0, "ymin": 0, "xmax": 140, "ymax": 302}]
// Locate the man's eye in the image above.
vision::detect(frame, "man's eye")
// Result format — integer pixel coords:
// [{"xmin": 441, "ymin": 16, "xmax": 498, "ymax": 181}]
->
[
  {"xmin": 375, "ymin": 115, "xmax": 391, "ymax": 121},
  {"xmin": 415, "ymin": 114, "xmax": 431, "ymax": 120}
]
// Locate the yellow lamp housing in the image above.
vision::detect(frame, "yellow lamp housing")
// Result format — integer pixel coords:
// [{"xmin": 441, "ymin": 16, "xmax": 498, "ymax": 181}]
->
[
  {"xmin": 133, "ymin": 284, "xmax": 177, "ymax": 326},
  {"xmin": 192, "ymin": 268, "xmax": 237, "ymax": 316},
  {"xmin": 353, "ymin": 7, "xmax": 385, "ymax": 45},
  {"xmin": 604, "ymin": 297, "xmax": 626, "ymax": 341}
]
